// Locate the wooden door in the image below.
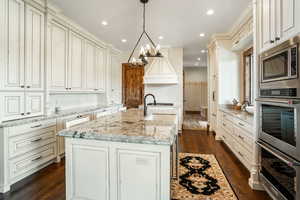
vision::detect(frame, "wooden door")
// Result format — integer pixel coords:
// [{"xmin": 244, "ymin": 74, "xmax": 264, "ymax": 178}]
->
[
  {"xmin": 122, "ymin": 64, "xmax": 144, "ymax": 108},
  {"xmin": 68, "ymin": 31, "xmax": 85, "ymax": 91},
  {"xmin": 25, "ymin": 4, "xmax": 44, "ymax": 91}
]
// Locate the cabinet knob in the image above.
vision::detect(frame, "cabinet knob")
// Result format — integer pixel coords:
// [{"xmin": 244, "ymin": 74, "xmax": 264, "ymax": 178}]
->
[
  {"xmin": 26, "ymin": 112, "xmax": 31, "ymax": 115},
  {"xmin": 21, "ymin": 113, "xmax": 25, "ymax": 116},
  {"xmin": 27, "ymin": 86, "xmax": 31, "ymax": 88},
  {"xmin": 20, "ymin": 85, "xmax": 25, "ymax": 88},
  {"xmin": 275, "ymin": 37, "xmax": 280, "ymax": 41},
  {"xmin": 270, "ymin": 40, "xmax": 275, "ymax": 43}
]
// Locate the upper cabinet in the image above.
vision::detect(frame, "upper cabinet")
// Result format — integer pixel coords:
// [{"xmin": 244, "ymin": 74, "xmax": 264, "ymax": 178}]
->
[
  {"xmin": 0, "ymin": 0, "xmax": 45, "ymax": 91},
  {"xmin": 47, "ymin": 18, "xmax": 106, "ymax": 93},
  {"xmin": 47, "ymin": 20, "xmax": 68, "ymax": 91},
  {"xmin": 68, "ymin": 31, "xmax": 85, "ymax": 91},
  {"xmin": 84, "ymin": 40, "xmax": 97, "ymax": 91},
  {"xmin": 25, "ymin": 4, "xmax": 45, "ymax": 91},
  {"xmin": 260, "ymin": 0, "xmax": 300, "ymax": 52},
  {"xmin": 0, "ymin": 0, "xmax": 25, "ymax": 91}
]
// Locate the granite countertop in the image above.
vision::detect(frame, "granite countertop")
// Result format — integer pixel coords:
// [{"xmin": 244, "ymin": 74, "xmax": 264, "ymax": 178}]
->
[
  {"xmin": 0, "ymin": 104, "xmax": 123, "ymax": 128},
  {"xmin": 58, "ymin": 109, "xmax": 177, "ymax": 146},
  {"xmin": 219, "ymin": 105, "xmax": 254, "ymax": 125}
]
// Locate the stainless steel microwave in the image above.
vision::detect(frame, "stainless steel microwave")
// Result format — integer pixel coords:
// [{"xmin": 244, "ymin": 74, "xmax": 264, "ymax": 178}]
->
[{"xmin": 260, "ymin": 35, "xmax": 300, "ymax": 98}]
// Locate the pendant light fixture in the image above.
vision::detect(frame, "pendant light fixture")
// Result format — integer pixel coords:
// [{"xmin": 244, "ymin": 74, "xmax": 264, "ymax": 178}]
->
[{"xmin": 127, "ymin": 0, "xmax": 163, "ymax": 66}]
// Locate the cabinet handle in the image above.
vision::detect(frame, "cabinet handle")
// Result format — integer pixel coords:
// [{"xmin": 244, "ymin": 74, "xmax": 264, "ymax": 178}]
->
[
  {"xmin": 94, "ymin": 89, "xmax": 99, "ymax": 91},
  {"xmin": 20, "ymin": 85, "xmax": 25, "ymax": 88},
  {"xmin": 27, "ymin": 86, "xmax": 31, "ymax": 88},
  {"xmin": 21, "ymin": 113, "xmax": 25, "ymax": 116},
  {"xmin": 238, "ymin": 122, "xmax": 244, "ymax": 127},
  {"xmin": 26, "ymin": 112, "xmax": 31, "ymax": 115},
  {"xmin": 31, "ymin": 156, "xmax": 42, "ymax": 162},
  {"xmin": 238, "ymin": 135, "xmax": 244, "ymax": 140},
  {"xmin": 31, "ymin": 124, "xmax": 42, "ymax": 128},
  {"xmin": 31, "ymin": 138, "xmax": 42, "ymax": 143},
  {"xmin": 238, "ymin": 151, "xmax": 244, "ymax": 158},
  {"xmin": 270, "ymin": 40, "xmax": 275, "ymax": 43},
  {"xmin": 275, "ymin": 37, "xmax": 280, "ymax": 41}
]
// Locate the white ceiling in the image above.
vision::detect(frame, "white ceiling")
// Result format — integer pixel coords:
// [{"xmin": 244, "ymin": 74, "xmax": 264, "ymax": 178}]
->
[{"xmin": 50, "ymin": 0, "xmax": 251, "ymax": 67}]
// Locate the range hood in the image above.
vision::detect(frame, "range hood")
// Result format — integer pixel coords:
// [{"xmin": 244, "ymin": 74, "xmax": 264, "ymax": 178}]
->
[{"xmin": 144, "ymin": 49, "xmax": 178, "ymax": 84}]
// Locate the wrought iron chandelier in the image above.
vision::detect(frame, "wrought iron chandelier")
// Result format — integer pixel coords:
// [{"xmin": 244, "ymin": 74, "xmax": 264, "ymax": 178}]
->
[{"xmin": 127, "ymin": 0, "xmax": 163, "ymax": 66}]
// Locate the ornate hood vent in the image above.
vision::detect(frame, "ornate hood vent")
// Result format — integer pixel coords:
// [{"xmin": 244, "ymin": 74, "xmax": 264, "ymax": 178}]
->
[{"xmin": 144, "ymin": 49, "xmax": 178, "ymax": 84}]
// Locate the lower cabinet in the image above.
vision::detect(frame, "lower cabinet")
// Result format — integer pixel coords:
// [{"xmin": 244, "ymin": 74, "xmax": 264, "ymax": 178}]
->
[
  {"xmin": 0, "ymin": 119, "xmax": 57, "ymax": 193},
  {"xmin": 65, "ymin": 138, "xmax": 170, "ymax": 200},
  {"xmin": 218, "ymin": 110, "xmax": 254, "ymax": 171}
]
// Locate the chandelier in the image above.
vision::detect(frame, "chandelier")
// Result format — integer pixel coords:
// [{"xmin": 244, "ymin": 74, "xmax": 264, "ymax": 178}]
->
[{"xmin": 127, "ymin": 0, "xmax": 163, "ymax": 66}]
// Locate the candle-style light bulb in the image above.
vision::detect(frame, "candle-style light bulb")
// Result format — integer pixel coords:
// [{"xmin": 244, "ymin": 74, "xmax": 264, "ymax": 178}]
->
[
  {"xmin": 156, "ymin": 44, "xmax": 161, "ymax": 51},
  {"xmin": 132, "ymin": 57, "xmax": 136, "ymax": 64},
  {"xmin": 146, "ymin": 44, "xmax": 151, "ymax": 50},
  {"xmin": 140, "ymin": 46, "xmax": 145, "ymax": 55}
]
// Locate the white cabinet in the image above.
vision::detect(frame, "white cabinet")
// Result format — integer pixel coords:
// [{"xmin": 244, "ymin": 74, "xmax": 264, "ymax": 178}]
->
[
  {"xmin": 25, "ymin": 4, "xmax": 44, "ymax": 91},
  {"xmin": 65, "ymin": 138, "xmax": 170, "ymax": 200},
  {"xmin": 0, "ymin": 92, "xmax": 25, "ymax": 121},
  {"xmin": 95, "ymin": 46, "xmax": 106, "ymax": 92},
  {"xmin": 48, "ymin": 21, "xmax": 68, "ymax": 91},
  {"xmin": 0, "ymin": 0, "xmax": 25, "ymax": 90},
  {"xmin": 0, "ymin": 92, "xmax": 44, "ymax": 122},
  {"xmin": 68, "ymin": 31, "xmax": 85, "ymax": 91},
  {"xmin": 25, "ymin": 93, "xmax": 44, "ymax": 117},
  {"xmin": 260, "ymin": 0, "xmax": 300, "ymax": 52},
  {"xmin": 85, "ymin": 40, "xmax": 97, "ymax": 91},
  {"xmin": 0, "ymin": 1, "xmax": 45, "ymax": 91}
]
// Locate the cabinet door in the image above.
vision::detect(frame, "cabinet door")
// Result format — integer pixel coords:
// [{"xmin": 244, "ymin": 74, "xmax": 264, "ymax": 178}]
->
[
  {"xmin": 68, "ymin": 31, "xmax": 85, "ymax": 91},
  {"xmin": 68, "ymin": 144, "xmax": 110, "ymax": 200},
  {"xmin": 0, "ymin": 0, "xmax": 25, "ymax": 90},
  {"xmin": 25, "ymin": 5, "xmax": 44, "ymax": 91},
  {"xmin": 25, "ymin": 92, "xmax": 44, "ymax": 117},
  {"xmin": 0, "ymin": 92, "xmax": 25, "ymax": 121},
  {"xmin": 116, "ymin": 150, "xmax": 161, "ymax": 200},
  {"xmin": 110, "ymin": 54, "xmax": 122, "ymax": 104},
  {"xmin": 261, "ymin": 0, "xmax": 273, "ymax": 51},
  {"xmin": 48, "ymin": 21, "xmax": 68, "ymax": 91},
  {"xmin": 85, "ymin": 41, "xmax": 97, "ymax": 90},
  {"xmin": 95, "ymin": 46, "xmax": 105, "ymax": 92},
  {"xmin": 279, "ymin": 0, "xmax": 298, "ymax": 41}
]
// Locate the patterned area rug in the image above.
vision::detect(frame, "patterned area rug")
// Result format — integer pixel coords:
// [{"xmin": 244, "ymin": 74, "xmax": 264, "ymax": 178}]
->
[
  {"xmin": 183, "ymin": 114, "xmax": 208, "ymax": 131},
  {"xmin": 172, "ymin": 153, "xmax": 237, "ymax": 200}
]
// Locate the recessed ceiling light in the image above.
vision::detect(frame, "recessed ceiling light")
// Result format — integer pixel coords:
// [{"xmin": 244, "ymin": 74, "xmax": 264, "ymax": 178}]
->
[
  {"xmin": 199, "ymin": 33, "xmax": 205, "ymax": 37},
  {"xmin": 158, "ymin": 36, "xmax": 164, "ymax": 40},
  {"xmin": 197, "ymin": 57, "xmax": 201, "ymax": 61},
  {"xmin": 206, "ymin": 9, "xmax": 214, "ymax": 15},
  {"xmin": 201, "ymin": 50, "xmax": 206, "ymax": 53},
  {"xmin": 101, "ymin": 21, "xmax": 108, "ymax": 26},
  {"xmin": 121, "ymin": 39, "xmax": 127, "ymax": 43}
]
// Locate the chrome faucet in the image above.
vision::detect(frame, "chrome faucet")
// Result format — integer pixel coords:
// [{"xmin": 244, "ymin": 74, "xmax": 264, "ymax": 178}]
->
[{"xmin": 144, "ymin": 94, "xmax": 156, "ymax": 116}]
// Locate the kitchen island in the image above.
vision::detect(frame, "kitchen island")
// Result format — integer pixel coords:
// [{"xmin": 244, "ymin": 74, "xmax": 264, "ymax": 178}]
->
[{"xmin": 58, "ymin": 109, "xmax": 177, "ymax": 200}]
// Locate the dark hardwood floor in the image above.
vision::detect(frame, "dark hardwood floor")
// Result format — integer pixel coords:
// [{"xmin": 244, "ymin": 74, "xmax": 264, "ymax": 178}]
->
[
  {"xmin": 180, "ymin": 130, "xmax": 271, "ymax": 200},
  {"xmin": 0, "ymin": 130, "xmax": 271, "ymax": 200}
]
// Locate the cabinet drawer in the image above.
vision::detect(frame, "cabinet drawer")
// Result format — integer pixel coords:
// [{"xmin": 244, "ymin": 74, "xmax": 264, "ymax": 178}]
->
[
  {"xmin": 234, "ymin": 118, "xmax": 253, "ymax": 135},
  {"xmin": 9, "ymin": 126, "xmax": 56, "ymax": 158},
  {"xmin": 9, "ymin": 143, "xmax": 56, "ymax": 181},
  {"xmin": 65, "ymin": 116, "xmax": 90, "ymax": 128},
  {"xmin": 234, "ymin": 126, "xmax": 254, "ymax": 152},
  {"xmin": 231, "ymin": 140, "xmax": 253, "ymax": 171},
  {"xmin": 8, "ymin": 119, "xmax": 56, "ymax": 137},
  {"xmin": 95, "ymin": 111, "xmax": 112, "ymax": 119},
  {"xmin": 222, "ymin": 118, "xmax": 234, "ymax": 135}
]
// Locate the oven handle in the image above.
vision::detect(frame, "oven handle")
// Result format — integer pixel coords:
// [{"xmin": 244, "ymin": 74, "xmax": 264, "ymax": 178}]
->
[
  {"xmin": 256, "ymin": 98, "xmax": 300, "ymax": 105},
  {"xmin": 256, "ymin": 140, "xmax": 300, "ymax": 167}
]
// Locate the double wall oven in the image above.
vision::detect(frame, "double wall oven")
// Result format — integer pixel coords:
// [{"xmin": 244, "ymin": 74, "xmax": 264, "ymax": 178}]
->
[{"xmin": 258, "ymin": 35, "xmax": 300, "ymax": 200}]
